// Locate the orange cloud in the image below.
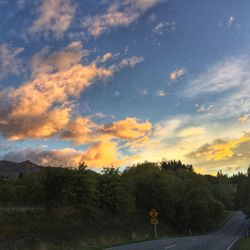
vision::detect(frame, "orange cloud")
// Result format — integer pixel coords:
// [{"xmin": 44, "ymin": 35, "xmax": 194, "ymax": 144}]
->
[
  {"xmin": 31, "ymin": 41, "xmax": 87, "ymax": 75},
  {"xmin": 61, "ymin": 116, "xmax": 154, "ymax": 146},
  {"xmin": 103, "ymin": 117, "xmax": 152, "ymax": 140},
  {"xmin": 6, "ymin": 107, "xmax": 71, "ymax": 140},
  {"xmin": 80, "ymin": 141, "xmax": 125, "ymax": 167},
  {"xmin": 3, "ymin": 142, "xmax": 139, "ymax": 168},
  {"xmin": 94, "ymin": 52, "xmax": 114, "ymax": 64},
  {"xmin": 60, "ymin": 117, "xmax": 96, "ymax": 143},
  {"xmin": 0, "ymin": 63, "xmax": 112, "ymax": 140},
  {"xmin": 2, "ymin": 147, "xmax": 82, "ymax": 167},
  {"xmin": 12, "ymin": 64, "xmax": 111, "ymax": 117},
  {"xmin": 0, "ymin": 43, "xmax": 152, "ymax": 169},
  {"xmin": 60, "ymin": 116, "xmax": 113, "ymax": 145},
  {"xmin": 189, "ymin": 135, "xmax": 250, "ymax": 161},
  {"xmin": 123, "ymin": 136, "xmax": 151, "ymax": 149},
  {"xmin": 0, "ymin": 46, "xmax": 143, "ymax": 143}
]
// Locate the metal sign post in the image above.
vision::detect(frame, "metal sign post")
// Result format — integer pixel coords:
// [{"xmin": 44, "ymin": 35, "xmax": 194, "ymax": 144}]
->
[
  {"xmin": 154, "ymin": 222, "xmax": 158, "ymax": 238},
  {"xmin": 149, "ymin": 209, "xmax": 159, "ymax": 238}
]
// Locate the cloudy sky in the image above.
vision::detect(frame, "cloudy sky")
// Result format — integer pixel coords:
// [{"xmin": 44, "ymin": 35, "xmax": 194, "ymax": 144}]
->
[{"xmin": 0, "ymin": 0, "xmax": 250, "ymax": 174}]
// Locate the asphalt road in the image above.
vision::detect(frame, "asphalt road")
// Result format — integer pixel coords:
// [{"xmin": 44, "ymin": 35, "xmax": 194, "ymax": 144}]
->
[{"xmin": 107, "ymin": 211, "xmax": 250, "ymax": 250}]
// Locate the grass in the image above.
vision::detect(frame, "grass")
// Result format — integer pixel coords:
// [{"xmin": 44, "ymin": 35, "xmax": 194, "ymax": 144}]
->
[
  {"xmin": 0, "ymin": 209, "xmax": 234, "ymax": 250},
  {"xmin": 235, "ymin": 237, "xmax": 250, "ymax": 250},
  {"xmin": 0, "ymin": 208, "xmax": 165, "ymax": 250},
  {"xmin": 106, "ymin": 211, "xmax": 235, "ymax": 249}
]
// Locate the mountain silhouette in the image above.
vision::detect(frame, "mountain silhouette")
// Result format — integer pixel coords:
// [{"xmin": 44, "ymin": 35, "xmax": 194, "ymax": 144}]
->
[{"xmin": 0, "ymin": 160, "xmax": 43, "ymax": 178}]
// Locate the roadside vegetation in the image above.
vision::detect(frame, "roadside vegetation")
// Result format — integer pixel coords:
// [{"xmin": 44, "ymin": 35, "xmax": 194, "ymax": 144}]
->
[
  {"xmin": 0, "ymin": 160, "xmax": 249, "ymax": 249},
  {"xmin": 235, "ymin": 238, "xmax": 250, "ymax": 250}
]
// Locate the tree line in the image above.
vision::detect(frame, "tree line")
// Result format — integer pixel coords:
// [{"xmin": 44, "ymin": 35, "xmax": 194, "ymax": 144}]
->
[{"xmin": 0, "ymin": 160, "xmax": 249, "ymax": 234}]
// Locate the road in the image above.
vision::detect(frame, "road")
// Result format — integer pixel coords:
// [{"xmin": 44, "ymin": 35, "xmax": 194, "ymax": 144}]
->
[{"xmin": 107, "ymin": 211, "xmax": 250, "ymax": 250}]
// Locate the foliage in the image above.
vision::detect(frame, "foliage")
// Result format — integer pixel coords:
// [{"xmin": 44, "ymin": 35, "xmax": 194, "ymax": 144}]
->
[
  {"xmin": 235, "ymin": 166, "xmax": 250, "ymax": 216},
  {"xmin": 0, "ymin": 159, "xmax": 244, "ymax": 234},
  {"xmin": 235, "ymin": 237, "xmax": 250, "ymax": 250}
]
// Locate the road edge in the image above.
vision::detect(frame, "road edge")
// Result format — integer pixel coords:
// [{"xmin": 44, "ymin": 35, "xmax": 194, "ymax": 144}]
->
[{"xmin": 226, "ymin": 237, "xmax": 241, "ymax": 250}]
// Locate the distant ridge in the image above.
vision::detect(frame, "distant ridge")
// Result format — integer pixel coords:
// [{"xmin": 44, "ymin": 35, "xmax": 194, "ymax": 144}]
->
[{"xmin": 0, "ymin": 160, "xmax": 43, "ymax": 178}]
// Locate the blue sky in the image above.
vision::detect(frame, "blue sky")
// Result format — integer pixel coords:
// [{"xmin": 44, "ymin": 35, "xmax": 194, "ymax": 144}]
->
[{"xmin": 0, "ymin": 0, "xmax": 250, "ymax": 174}]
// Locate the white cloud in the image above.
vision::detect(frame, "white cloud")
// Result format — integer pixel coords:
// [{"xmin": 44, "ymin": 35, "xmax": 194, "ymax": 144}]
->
[
  {"xmin": 140, "ymin": 89, "xmax": 148, "ymax": 96},
  {"xmin": 156, "ymin": 90, "xmax": 168, "ymax": 96},
  {"xmin": 195, "ymin": 104, "xmax": 214, "ymax": 113},
  {"xmin": 227, "ymin": 16, "xmax": 235, "ymax": 27},
  {"xmin": 238, "ymin": 114, "xmax": 250, "ymax": 123},
  {"xmin": 30, "ymin": 0, "xmax": 75, "ymax": 37},
  {"xmin": 169, "ymin": 68, "xmax": 186, "ymax": 80},
  {"xmin": 185, "ymin": 57, "xmax": 250, "ymax": 120},
  {"xmin": 219, "ymin": 16, "xmax": 240, "ymax": 29},
  {"xmin": 154, "ymin": 119, "xmax": 183, "ymax": 137},
  {"xmin": 177, "ymin": 126, "xmax": 206, "ymax": 138},
  {"xmin": 0, "ymin": 44, "xmax": 24, "ymax": 79},
  {"xmin": 123, "ymin": 117, "xmax": 191, "ymax": 165},
  {"xmin": 16, "ymin": 0, "xmax": 26, "ymax": 9},
  {"xmin": 186, "ymin": 57, "xmax": 249, "ymax": 96},
  {"xmin": 153, "ymin": 21, "xmax": 176, "ymax": 35},
  {"xmin": 111, "ymin": 56, "xmax": 144, "ymax": 71},
  {"xmin": 148, "ymin": 13, "xmax": 157, "ymax": 22},
  {"xmin": 82, "ymin": 0, "xmax": 162, "ymax": 37}
]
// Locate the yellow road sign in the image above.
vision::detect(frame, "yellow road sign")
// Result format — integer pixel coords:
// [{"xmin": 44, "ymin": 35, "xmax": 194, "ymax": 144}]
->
[
  {"xmin": 151, "ymin": 218, "xmax": 158, "ymax": 225},
  {"xmin": 149, "ymin": 208, "xmax": 158, "ymax": 218}
]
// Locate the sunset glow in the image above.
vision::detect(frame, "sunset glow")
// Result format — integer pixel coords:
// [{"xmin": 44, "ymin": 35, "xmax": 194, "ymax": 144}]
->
[{"xmin": 0, "ymin": 0, "xmax": 250, "ymax": 174}]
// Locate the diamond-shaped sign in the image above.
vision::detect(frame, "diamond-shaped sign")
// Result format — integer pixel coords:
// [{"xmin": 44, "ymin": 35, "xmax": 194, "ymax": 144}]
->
[{"xmin": 149, "ymin": 208, "xmax": 158, "ymax": 218}]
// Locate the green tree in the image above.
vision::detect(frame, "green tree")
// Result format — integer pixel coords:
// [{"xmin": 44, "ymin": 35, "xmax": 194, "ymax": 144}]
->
[{"xmin": 98, "ymin": 168, "xmax": 135, "ymax": 215}]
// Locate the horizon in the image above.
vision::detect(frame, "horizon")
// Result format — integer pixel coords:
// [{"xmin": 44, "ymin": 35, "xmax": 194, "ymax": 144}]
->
[
  {"xmin": 0, "ymin": 0, "xmax": 250, "ymax": 175},
  {"xmin": 0, "ymin": 158, "xmax": 248, "ymax": 177}
]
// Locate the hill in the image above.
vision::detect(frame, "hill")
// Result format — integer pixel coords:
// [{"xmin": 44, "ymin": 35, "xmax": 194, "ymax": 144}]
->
[{"xmin": 0, "ymin": 160, "xmax": 43, "ymax": 178}]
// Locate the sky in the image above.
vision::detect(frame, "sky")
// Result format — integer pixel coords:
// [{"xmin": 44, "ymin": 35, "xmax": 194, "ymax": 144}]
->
[{"xmin": 0, "ymin": 0, "xmax": 250, "ymax": 175}]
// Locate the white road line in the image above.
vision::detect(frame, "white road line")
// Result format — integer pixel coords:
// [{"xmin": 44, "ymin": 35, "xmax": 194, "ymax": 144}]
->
[
  {"xmin": 226, "ymin": 237, "xmax": 240, "ymax": 250},
  {"xmin": 165, "ymin": 244, "xmax": 176, "ymax": 249}
]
